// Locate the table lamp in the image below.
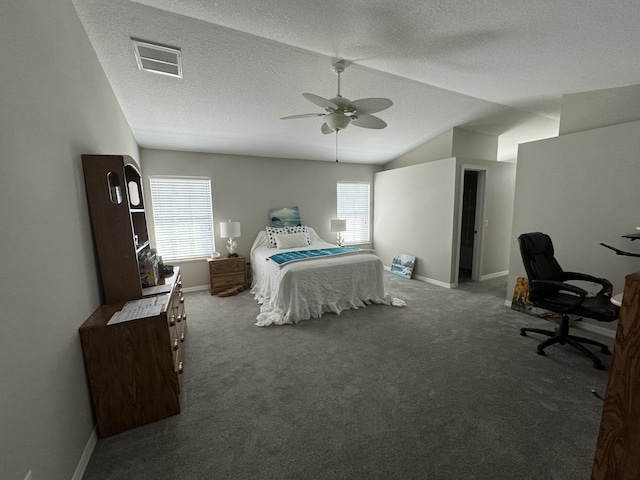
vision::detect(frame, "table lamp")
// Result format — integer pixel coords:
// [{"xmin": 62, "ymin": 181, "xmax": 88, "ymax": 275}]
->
[
  {"xmin": 330, "ymin": 219, "xmax": 347, "ymax": 246},
  {"xmin": 220, "ymin": 220, "xmax": 241, "ymax": 257}
]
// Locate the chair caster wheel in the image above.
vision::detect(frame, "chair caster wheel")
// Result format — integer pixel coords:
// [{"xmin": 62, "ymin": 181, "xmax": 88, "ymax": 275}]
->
[
  {"xmin": 536, "ymin": 349, "xmax": 546, "ymax": 356},
  {"xmin": 601, "ymin": 347, "xmax": 611, "ymax": 355},
  {"xmin": 520, "ymin": 330, "xmax": 527, "ymax": 337}
]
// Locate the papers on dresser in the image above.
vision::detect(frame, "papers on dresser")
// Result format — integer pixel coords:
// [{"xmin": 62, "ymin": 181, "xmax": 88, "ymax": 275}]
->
[{"xmin": 107, "ymin": 293, "xmax": 172, "ymax": 325}]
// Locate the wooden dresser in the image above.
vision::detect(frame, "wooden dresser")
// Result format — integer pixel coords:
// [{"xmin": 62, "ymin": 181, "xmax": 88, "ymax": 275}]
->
[
  {"xmin": 79, "ymin": 269, "xmax": 186, "ymax": 438},
  {"xmin": 591, "ymin": 271, "xmax": 640, "ymax": 479},
  {"xmin": 80, "ymin": 155, "xmax": 188, "ymax": 437},
  {"xmin": 207, "ymin": 256, "xmax": 247, "ymax": 294}
]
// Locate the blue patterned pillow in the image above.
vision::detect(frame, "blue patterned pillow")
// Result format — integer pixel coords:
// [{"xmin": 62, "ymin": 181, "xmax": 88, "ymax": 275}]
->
[
  {"xmin": 266, "ymin": 226, "xmax": 289, "ymax": 248},
  {"xmin": 287, "ymin": 225, "xmax": 311, "ymax": 245}
]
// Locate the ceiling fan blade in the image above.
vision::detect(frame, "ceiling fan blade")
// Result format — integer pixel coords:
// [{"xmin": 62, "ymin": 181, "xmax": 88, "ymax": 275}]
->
[
  {"xmin": 280, "ymin": 113, "xmax": 324, "ymax": 120},
  {"xmin": 321, "ymin": 122, "xmax": 334, "ymax": 134},
  {"xmin": 351, "ymin": 114, "xmax": 388, "ymax": 129},
  {"xmin": 349, "ymin": 98, "xmax": 393, "ymax": 115},
  {"xmin": 303, "ymin": 93, "xmax": 339, "ymax": 110}
]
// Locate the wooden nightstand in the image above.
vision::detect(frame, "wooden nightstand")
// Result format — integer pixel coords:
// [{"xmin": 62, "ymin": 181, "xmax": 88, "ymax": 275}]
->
[{"xmin": 207, "ymin": 256, "xmax": 247, "ymax": 295}]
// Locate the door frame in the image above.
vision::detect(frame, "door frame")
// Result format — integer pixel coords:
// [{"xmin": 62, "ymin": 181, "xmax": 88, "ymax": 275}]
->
[{"xmin": 454, "ymin": 166, "xmax": 487, "ymax": 286}]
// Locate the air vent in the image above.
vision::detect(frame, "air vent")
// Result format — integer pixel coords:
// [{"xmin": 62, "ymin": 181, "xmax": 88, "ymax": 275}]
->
[{"xmin": 132, "ymin": 40, "xmax": 182, "ymax": 78}]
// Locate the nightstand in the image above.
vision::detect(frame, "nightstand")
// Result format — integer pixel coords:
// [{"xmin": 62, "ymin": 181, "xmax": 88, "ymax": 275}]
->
[{"xmin": 207, "ymin": 256, "xmax": 247, "ymax": 295}]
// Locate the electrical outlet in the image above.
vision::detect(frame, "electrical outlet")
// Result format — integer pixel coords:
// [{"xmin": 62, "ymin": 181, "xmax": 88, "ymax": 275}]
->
[{"xmin": 25, "ymin": 471, "xmax": 33, "ymax": 480}]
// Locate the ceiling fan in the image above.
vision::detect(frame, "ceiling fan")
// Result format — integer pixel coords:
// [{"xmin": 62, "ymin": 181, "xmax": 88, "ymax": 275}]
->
[{"xmin": 281, "ymin": 59, "xmax": 393, "ymax": 161}]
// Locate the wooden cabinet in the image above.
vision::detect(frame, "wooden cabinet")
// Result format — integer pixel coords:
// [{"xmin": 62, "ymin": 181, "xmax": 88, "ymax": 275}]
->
[
  {"xmin": 82, "ymin": 154, "xmax": 150, "ymax": 304},
  {"xmin": 207, "ymin": 256, "xmax": 247, "ymax": 294},
  {"xmin": 591, "ymin": 272, "xmax": 640, "ymax": 479},
  {"xmin": 79, "ymin": 270, "xmax": 186, "ymax": 438},
  {"xmin": 80, "ymin": 154, "xmax": 188, "ymax": 437}
]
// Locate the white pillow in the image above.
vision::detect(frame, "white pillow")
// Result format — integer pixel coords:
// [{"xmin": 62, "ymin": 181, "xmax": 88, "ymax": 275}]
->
[
  {"xmin": 287, "ymin": 225, "xmax": 312, "ymax": 245},
  {"xmin": 274, "ymin": 232, "xmax": 309, "ymax": 249},
  {"xmin": 266, "ymin": 226, "xmax": 289, "ymax": 248}
]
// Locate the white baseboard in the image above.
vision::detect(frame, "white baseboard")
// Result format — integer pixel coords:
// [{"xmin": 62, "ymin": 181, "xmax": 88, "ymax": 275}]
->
[
  {"xmin": 481, "ymin": 270, "xmax": 508, "ymax": 281},
  {"xmin": 183, "ymin": 285, "xmax": 209, "ymax": 293},
  {"xmin": 504, "ymin": 300, "xmax": 616, "ymax": 339},
  {"xmin": 412, "ymin": 274, "xmax": 454, "ymax": 289},
  {"xmin": 383, "ymin": 266, "xmax": 454, "ymax": 288},
  {"xmin": 72, "ymin": 427, "xmax": 97, "ymax": 480}
]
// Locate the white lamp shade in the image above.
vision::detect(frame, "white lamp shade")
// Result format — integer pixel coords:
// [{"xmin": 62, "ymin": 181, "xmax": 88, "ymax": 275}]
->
[
  {"xmin": 330, "ymin": 219, "xmax": 347, "ymax": 232},
  {"xmin": 325, "ymin": 112, "xmax": 352, "ymax": 131},
  {"xmin": 220, "ymin": 220, "xmax": 241, "ymax": 238}
]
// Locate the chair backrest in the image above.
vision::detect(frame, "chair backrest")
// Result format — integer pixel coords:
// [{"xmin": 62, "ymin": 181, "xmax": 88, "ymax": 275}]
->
[{"xmin": 518, "ymin": 233, "xmax": 565, "ymax": 299}]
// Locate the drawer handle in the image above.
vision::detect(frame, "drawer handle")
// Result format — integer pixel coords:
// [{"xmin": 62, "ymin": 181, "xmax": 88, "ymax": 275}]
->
[
  {"xmin": 180, "ymin": 332, "xmax": 186, "ymax": 342},
  {"xmin": 169, "ymin": 315, "xmax": 176, "ymax": 326},
  {"xmin": 177, "ymin": 314, "xmax": 182, "ymax": 323},
  {"xmin": 178, "ymin": 362, "xmax": 184, "ymax": 374},
  {"xmin": 183, "ymin": 312, "xmax": 187, "ymax": 322},
  {"xmin": 173, "ymin": 339, "xmax": 179, "ymax": 351},
  {"xmin": 180, "ymin": 296, "xmax": 185, "ymax": 303}
]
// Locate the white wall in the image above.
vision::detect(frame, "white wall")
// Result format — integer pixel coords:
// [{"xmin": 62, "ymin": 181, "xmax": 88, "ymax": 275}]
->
[
  {"xmin": 383, "ymin": 129, "xmax": 455, "ymax": 170},
  {"xmin": 507, "ymin": 120, "xmax": 640, "ymax": 330},
  {"xmin": 559, "ymin": 84, "xmax": 640, "ymax": 135},
  {"xmin": 0, "ymin": 1, "xmax": 139, "ymax": 479},
  {"xmin": 451, "ymin": 129, "xmax": 498, "ymax": 161},
  {"xmin": 374, "ymin": 158, "xmax": 516, "ymax": 287},
  {"xmin": 140, "ymin": 149, "xmax": 380, "ymax": 289},
  {"xmin": 373, "ymin": 158, "xmax": 456, "ymax": 286},
  {"xmin": 374, "ymin": 159, "xmax": 458, "ymax": 285}
]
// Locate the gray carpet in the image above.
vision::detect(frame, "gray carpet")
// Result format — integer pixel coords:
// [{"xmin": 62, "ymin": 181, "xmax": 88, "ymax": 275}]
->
[{"xmin": 82, "ymin": 273, "xmax": 612, "ymax": 480}]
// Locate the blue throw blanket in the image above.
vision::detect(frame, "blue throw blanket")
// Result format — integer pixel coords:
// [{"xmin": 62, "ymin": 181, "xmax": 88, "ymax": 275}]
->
[{"xmin": 267, "ymin": 247, "xmax": 361, "ymax": 267}]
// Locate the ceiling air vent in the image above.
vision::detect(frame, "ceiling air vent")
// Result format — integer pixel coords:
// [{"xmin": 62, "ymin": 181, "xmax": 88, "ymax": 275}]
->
[{"xmin": 132, "ymin": 40, "xmax": 182, "ymax": 78}]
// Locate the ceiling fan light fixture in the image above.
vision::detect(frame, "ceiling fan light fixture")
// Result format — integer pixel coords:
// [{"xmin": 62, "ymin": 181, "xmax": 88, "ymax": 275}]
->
[{"xmin": 325, "ymin": 112, "xmax": 351, "ymax": 131}]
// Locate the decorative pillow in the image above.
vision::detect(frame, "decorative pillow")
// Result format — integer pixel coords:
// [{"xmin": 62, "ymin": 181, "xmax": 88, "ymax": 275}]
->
[
  {"xmin": 274, "ymin": 232, "xmax": 309, "ymax": 249},
  {"xmin": 266, "ymin": 226, "xmax": 289, "ymax": 248},
  {"xmin": 287, "ymin": 225, "xmax": 312, "ymax": 245}
]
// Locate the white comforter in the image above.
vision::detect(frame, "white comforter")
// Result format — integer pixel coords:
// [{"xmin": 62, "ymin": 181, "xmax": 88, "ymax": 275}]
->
[{"xmin": 250, "ymin": 229, "xmax": 404, "ymax": 326}]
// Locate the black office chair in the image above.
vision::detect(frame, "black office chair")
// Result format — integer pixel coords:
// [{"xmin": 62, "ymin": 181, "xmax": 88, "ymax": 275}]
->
[{"xmin": 518, "ymin": 232, "xmax": 619, "ymax": 369}]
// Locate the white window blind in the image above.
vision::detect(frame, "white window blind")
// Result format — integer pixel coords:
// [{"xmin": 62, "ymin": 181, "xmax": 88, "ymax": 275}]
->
[
  {"xmin": 337, "ymin": 182, "xmax": 370, "ymax": 244},
  {"xmin": 149, "ymin": 177, "xmax": 215, "ymax": 261}
]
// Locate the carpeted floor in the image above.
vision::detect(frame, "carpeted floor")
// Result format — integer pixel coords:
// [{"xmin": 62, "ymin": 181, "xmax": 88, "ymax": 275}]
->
[{"xmin": 81, "ymin": 272, "xmax": 612, "ymax": 479}]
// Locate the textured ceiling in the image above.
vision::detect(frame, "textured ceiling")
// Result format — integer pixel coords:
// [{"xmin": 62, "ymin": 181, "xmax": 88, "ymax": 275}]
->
[{"xmin": 71, "ymin": 0, "xmax": 640, "ymax": 164}]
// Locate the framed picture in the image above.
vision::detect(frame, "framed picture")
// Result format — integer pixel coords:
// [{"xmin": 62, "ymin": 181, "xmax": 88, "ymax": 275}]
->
[
  {"xmin": 390, "ymin": 253, "xmax": 415, "ymax": 279},
  {"xmin": 269, "ymin": 206, "xmax": 302, "ymax": 228}
]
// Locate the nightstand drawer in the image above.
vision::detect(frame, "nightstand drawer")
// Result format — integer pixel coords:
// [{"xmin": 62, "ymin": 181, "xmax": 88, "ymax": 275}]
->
[
  {"xmin": 211, "ymin": 273, "xmax": 245, "ymax": 289},
  {"xmin": 209, "ymin": 259, "xmax": 245, "ymax": 275}
]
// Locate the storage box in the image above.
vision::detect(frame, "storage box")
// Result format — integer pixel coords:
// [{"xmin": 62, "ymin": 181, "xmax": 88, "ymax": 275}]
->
[{"xmin": 139, "ymin": 255, "xmax": 159, "ymax": 287}]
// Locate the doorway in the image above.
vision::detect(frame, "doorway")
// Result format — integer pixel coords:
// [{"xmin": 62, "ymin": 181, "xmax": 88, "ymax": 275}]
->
[{"xmin": 457, "ymin": 168, "xmax": 486, "ymax": 284}]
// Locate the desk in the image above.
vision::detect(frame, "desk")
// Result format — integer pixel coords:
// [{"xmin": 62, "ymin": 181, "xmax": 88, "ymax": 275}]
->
[
  {"xmin": 591, "ymin": 272, "xmax": 640, "ymax": 479},
  {"xmin": 611, "ymin": 292, "xmax": 623, "ymax": 307}
]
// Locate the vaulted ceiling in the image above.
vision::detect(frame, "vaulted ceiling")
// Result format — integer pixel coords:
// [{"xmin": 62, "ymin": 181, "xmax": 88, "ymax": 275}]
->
[{"xmin": 71, "ymin": 0, "xmax": 640, "ymax": 164}]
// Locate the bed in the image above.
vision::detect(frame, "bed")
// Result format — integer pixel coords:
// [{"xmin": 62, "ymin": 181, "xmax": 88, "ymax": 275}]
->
[{"xmin": 250, "ymin": 226, "xmax": 404, "ymax": 326}]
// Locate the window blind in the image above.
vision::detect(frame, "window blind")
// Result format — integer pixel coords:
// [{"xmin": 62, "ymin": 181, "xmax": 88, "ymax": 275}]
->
[
  {"xmin": 149, "ymin": 177, "xmax": 215, "ymax": 261},
  {"xmin": 337, "ymin": 182, "xmax": 370, "ymax": 244}
]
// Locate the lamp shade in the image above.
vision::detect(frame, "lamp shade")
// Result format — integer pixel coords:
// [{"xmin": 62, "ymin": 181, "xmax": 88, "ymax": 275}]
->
[
  {"xmin": 220, "ymin": 220, "xmax": 241, "ymax": 238},
  {"xmin": 325, "ymin": 112, "xmax": 352, "ymax": 131},
  {"xmin": 330, "ymin": 219, "xmax": 347, "ymax": 232}
]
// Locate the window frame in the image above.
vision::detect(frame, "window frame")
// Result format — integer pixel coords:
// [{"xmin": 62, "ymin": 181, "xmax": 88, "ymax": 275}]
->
[
  {"xmin": 149, "ymin": 176, "xmax": 215, "ymax": 262},
  {"xmin": 336, "ymin": 181, "xmax": 371, "ymax": 245}
]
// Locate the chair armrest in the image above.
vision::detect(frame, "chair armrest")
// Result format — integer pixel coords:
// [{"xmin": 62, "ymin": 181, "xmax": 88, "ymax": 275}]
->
[
  {"xmin": 530, "ymin": 279, "xmax": 588, "ymax": 312},
  {"xmin": 562, "ymin": 271, "xmax": 613, "ymax": 295}
]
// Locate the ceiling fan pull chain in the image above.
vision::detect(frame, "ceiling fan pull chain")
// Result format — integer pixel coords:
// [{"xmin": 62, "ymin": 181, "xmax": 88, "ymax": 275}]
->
[{"xmin": 335, "ymin": 130, "xmax": 339, "ymax": 162}]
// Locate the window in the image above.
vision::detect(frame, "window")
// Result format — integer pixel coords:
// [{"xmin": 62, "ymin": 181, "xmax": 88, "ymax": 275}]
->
[
  {"xmin": 149, "ymin": 177, "xmax": 215, "ymax": 261},
  {"xmin": 337, "ymin": 182, "xmax": 370, "ymax": 244}
]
